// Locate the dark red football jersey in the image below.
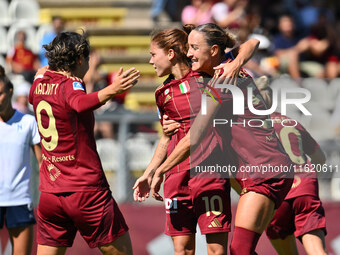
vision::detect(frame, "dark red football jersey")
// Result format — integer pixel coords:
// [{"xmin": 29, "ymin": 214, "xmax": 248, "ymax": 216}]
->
[
  {"xmin": 29, "ymin": 70, "xmax": 109, "ymax": 192},
  {"xmin": 271, "ymin": 112, "xmax": 319, "ymax": 199},
  {"xmin": 209, "ymin": 62, "xmax": 293, "ymax": 181},
  {"xmin": 155, "ymin": 70, "xmax": 222, "ymax": 174}
]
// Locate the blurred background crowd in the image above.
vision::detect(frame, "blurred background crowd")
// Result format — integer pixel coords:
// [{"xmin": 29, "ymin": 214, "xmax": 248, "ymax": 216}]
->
[{"xmin": 1, "ymin": 0, "xmax": 340, "ymax": 204}]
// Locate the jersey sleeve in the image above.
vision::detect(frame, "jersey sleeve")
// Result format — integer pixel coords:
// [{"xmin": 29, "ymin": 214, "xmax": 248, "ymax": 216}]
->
[
  {"xmin": 63, "ymin": 80, "xmax": 102, "ymax": 112},
  {"xmin": 30, "ymin": 116, "xmax": 41, "ymax": 145},
  {"xmin": 155, "ymin": 91, "xmax": 164, "ymax": 126}
]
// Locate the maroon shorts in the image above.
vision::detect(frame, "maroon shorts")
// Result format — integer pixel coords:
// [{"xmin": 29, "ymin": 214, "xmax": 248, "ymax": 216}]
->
[
  {"xmin": 37, "ymin": 189, "xmax": 128, "ymax": 248},
  {"xmin": 163, "ymin": 170, "xmax": 231, "ymax": 236},
  {"xmin": 237, "ymin": 178, "xmax": 293, "ymax": 209},
  {"xmin": 266, "ymin": 195, "xmax": 326, "ymax": 240}
]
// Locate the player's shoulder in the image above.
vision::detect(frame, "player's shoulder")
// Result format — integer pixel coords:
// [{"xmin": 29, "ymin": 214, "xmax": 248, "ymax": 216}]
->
[{"xmin": 13, "ymin": 110, "xmax": 36, "ymax": 125}]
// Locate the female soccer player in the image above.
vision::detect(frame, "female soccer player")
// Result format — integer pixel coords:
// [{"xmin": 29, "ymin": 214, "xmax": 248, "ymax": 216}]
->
[
  {"xmin": 133, "ymin": 27, "xmax": 259, "ymax": 255},
  {"xmin": 150, "ymin": 23, "xmax": 294, "ymax": 255},
  {"xmin": 29, "ymin": 32, "xmax": 139, "ymax": 255},
  {"xmin": 0, "ymin": 65, "xmax": 41, "ymax": 255},
  {"xmin": 256, "ymin": 79, "xmax": 328, "ymax": 255}
]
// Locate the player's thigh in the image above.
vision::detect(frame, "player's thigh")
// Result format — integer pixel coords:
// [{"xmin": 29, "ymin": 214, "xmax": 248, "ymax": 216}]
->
[
  {"xmin": 190, "ymin": 177, "xmax": 231, "ymax": 235},
  {"xmin": 8, "ymin": 225, "xmax": 33, "ymax": 255},
  {"xmin": 163, "ymin": 172, "xmax": 196, "ymax": 236},
  {"xmin": 235, "ymin": 191, "xmax": 275, "ymax": 233},
  {"xmin": 37, "ymin": 244, "xmax": 67, "ymax": 255},
  {"xmin": 171, "ymin": 234, "xmax": 195, "ymax": 255},
  {"xmin": 69, "ymin": 190, "xmax": 129, "ymax": 248},
  {"xmin": 98, "ymin": 232, "xmax": 132, "ymax": 255}
]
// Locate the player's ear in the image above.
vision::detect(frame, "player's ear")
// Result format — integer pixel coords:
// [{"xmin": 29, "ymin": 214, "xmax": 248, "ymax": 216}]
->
[
  {"xmin": 168, "ymin": 49, "xmax": 175, "ymax": 61},
  {"xmin": 211, "ymin": 45, "xmax": 219, "ymax": 57}
]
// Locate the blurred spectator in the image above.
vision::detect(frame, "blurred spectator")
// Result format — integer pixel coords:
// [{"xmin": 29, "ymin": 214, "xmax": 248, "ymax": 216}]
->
[
  {"xmin": 283, "ymin": 0, "xmax": 334, "ymax": 33},
  {"xmin": 273, "ymin": 14, "xmax": 302, "ymax": 74},
  {"xmin": 39, "ymin": 16, "xmax": 64, "ymax": 67},
  {"xmin": 211, "ymin": 0, "xmax": 248, "ymax": 29},
  {"xmin": 6, "ymin": 30, "xmax": 39, "ymax": 83},
  {"xmin": 83, "ymin": 51, "xmax": 115, "ymax": 139},
  {"xmin": 12, "ymin": 83, "xmax": 31, "ymax": 114},
  {"xmin": 287, "ymin": 22, "xmax": 339, "ymax": 78},
  {"xmin": 181, "ymin": 0, "xmax": 213, "ymax": 26},
  {"xmin": 150, "ymin": 0, "xmax": 181, "ymax": 23}
]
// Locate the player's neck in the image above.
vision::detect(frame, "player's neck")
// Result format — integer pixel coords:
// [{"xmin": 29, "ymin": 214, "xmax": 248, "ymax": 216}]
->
[
  {"xmin": 171, "ymin": 63, "xmax": 190, "ymax": 80},
  {"xmin": 0, "ymin": 106, "xmax": 15, "ymax": 122}
]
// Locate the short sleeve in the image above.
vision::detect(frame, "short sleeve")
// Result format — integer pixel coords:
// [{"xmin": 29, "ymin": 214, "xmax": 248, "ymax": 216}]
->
[{"xmin": 30, "ymin": 115, "xmax": 41, "ymax": 145}]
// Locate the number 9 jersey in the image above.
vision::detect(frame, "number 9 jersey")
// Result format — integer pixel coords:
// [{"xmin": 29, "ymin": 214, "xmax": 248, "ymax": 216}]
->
[{"xmin": 29, "ymin": 70, "xmax": 109, "ymax": 193}]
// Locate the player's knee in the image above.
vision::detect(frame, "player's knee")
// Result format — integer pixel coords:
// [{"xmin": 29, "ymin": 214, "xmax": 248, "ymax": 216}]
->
[
  {"xmin": 173, "ymin": 242, "xmax": 195, "ymax": 255},
  {"xmin": 206, "ymin": 245, "xmax": 225, "ymax": 255}
]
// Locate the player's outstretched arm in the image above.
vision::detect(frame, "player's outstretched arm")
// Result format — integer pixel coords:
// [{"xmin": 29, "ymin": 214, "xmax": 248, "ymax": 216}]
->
[
  {"xmin": 133, "ymin": 134, "xmax": 170, "ymax": 202},
  {"xmin": 98, "ymin": 67, "xmax": 140, "ymax": 104}
]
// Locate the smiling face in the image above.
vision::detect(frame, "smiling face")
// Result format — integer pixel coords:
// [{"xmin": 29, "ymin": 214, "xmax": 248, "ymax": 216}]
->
[
  {"xmin": 187, "ymin": 30, "xmax": 214, "ymax": 75},
  {"xmin": 149, "ymin": 41, "xmax": 172, "ymax": 77}
]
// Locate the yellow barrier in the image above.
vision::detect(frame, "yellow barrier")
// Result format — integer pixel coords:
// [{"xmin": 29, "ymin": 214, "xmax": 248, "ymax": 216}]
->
[{"xmin": 39, "ymin": 8, "xmax": 127, "ymax": 25}]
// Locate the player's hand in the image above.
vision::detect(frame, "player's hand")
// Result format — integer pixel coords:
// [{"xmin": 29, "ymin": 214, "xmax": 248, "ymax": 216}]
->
[
  {"xmin": 213, "ymin": 60, "xmax": 241, "ymax": 93},
  {"xmin": 132, "ymin": 175, "xmax": 150, "ymax": 202},
  {"xmin": 34, "ymin": 65, "xmax": 49, "ymax": 79},
  {"xmin": 162, "ymin": 115, "xmax": 180, "ymax": 136},
  {"xmin": 110, "ymin": 67, "xmax": 140, "ymax": 95},
  {"xmin": 150, "ymin": 172, "xmax": 164, "ymax": 201}
]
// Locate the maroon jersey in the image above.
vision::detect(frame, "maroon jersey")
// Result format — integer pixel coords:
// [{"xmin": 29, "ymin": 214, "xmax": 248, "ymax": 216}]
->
[
  {"xmin": 271, "ymin": 112, "xmax": 319, "ymax": 199},
  {"xmin": 209, "ymin": 63, "xmax": 293, "ymax": 182},
  {"xmin": 29, "ymin": 70, "xmax": 109, "ymax": 192},
  {"xmin": 155, "ymin": 70, "xmax": 222, "ymax": 174}
]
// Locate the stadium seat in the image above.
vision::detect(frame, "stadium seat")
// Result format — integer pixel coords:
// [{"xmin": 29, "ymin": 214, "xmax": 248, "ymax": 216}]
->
[
  {"xmin": 0, "ymin": 27, "xmax": 7, "ymax": 54},
  {"xmin": 327, "ymin": 78, "xmax": 340, "ymax": 111},
  {"xmin": 126, "ymin": 134, "xmax": 153, "ymax": 172},
  {"xmin": 0, "ymin": 54, "xmax": 5, "ymax": 68},
  {"xmin": 301, "ymin": 77, "xmax": 329, "ymax": 110},
  {"xmin": 331, "ymin": 177, "xmax": 340, "ymax": 201},
  {"xmin": 8, "ymin": 0, "xmax": 40, "ymax": 25},
  {"xmin": 0, "ymin": 0, "xmax": 10, "ymax": 26},
  {"xmin": 300, "ymin": 103, "xmax": 332, "ymax": 141},
  {"xmin": 96, "ymin": 138, "xmax": 120, "ymax": 172},
  {"xmin": 7, "ymin": 23, "xmax": 37, "ymax": 54},
  {"xmin": 39, "ymin": 7, "xmax": 127, "ymax": 27}
]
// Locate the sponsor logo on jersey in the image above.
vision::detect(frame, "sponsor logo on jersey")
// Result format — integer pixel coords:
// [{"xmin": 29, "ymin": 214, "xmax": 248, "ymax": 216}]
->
[
  {"xmin": 165, "ymin": 198, "xmax": 178, "ymax": 213},
  {"xmin": 208, "ymin": 218, "xmax": 222, "ymax": 228},
  {"xmin": 164, "ymin": 95, "xmax": 171, "ymax": 104},
  {"xmin": 73, "ymin": 82, "xmax": 84, "ymax": 91}
]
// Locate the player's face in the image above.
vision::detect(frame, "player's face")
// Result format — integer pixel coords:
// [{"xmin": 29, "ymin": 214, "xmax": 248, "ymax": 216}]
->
[
  {"xmin": 0, "ymin": 82, "xmax": 12, "ymax": 113},
  {"xmin": 149, "ymin": 41, "xmax": 172, "ymax": 77},
  {"xmin": 187, "ymin": 31, "xmax": 213, "ymax": 74},
  {"xmin": 75, "ymin": 56, "xmax": 89, "ymax": 79}
]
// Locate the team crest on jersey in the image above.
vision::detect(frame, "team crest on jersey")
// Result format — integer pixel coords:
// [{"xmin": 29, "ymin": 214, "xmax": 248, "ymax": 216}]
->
[
  {"xmin": 164, "ymin": 88, "xmax": 170, "ymax": 95},
  {"xmin": 73, "ymin": 82, "xmax": 84, "ymax": 91}
]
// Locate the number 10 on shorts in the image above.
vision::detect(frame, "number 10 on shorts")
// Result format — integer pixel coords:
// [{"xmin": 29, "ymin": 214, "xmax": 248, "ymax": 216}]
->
[{"xmin": 202, "ymin": 195, "xmax": 223, "ymax": 216}]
